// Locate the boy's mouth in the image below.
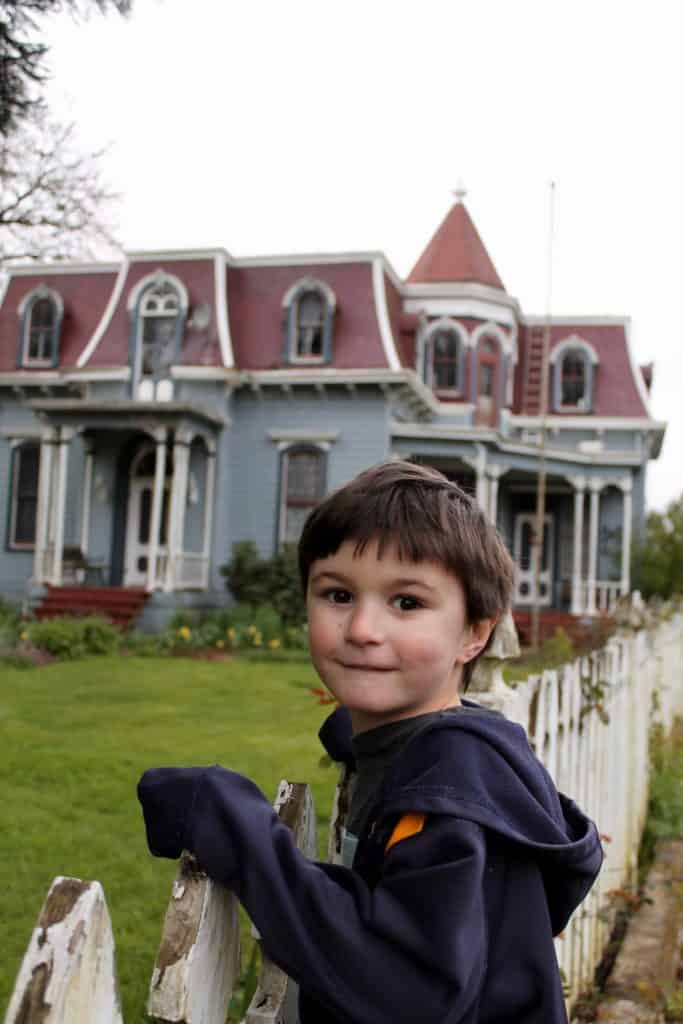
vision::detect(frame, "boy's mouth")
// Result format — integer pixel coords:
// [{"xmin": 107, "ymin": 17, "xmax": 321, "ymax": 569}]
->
[{"xmin": 339, "ymin": 661, "xmax": 395, "ymax": 672}]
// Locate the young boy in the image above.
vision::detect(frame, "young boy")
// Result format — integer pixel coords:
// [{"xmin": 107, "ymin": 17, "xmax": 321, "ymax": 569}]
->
[{"xmin": 138, "ymin": 460, "xmax": 603, "ymax": 1023}]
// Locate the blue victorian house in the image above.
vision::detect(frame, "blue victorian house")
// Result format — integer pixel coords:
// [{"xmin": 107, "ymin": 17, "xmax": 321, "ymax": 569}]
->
[{"xmin": 0, "ymin": 195, "xmax": 665, "ymax": 633}]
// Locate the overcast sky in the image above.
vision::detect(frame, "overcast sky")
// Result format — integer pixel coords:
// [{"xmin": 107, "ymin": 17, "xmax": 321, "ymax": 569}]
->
[{"xmin": 39, "ymin": 0, "xmax": 683, "ymax": 511}]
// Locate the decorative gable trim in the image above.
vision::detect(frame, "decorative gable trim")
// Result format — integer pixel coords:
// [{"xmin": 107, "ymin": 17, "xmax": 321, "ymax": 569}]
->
[
  {"xmin": 549, "ymin": 335, "xmax": 599, "ymax": 365},
  {"xmin": 126, "ymin": 269, "xmax": 189, "ymax": 314},
  {"xmin": 624, "ymin": 319, "xmax": 652, "ymax": 416},
  {"xmin": 214, "ymin": 250, "xmax": 233, "ymax": 367},
  {"xmin": 77, "ymin": 258, "xmax": 129, "ymax": 368},
  {"xmin": 372, "ymin": 258, "xmax": 401, "ymax": 371}
]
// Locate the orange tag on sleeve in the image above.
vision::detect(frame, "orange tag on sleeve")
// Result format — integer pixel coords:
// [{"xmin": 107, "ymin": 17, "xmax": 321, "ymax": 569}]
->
[{"xmin": 385, "ymin": 813, "xmax": 426, "ymax": 854}]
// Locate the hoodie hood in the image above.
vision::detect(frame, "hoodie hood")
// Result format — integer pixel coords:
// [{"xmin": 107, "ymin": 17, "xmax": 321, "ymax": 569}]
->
[{"xmin": 319, "ymin": 704, "xmax": 603, "ymax": 934}]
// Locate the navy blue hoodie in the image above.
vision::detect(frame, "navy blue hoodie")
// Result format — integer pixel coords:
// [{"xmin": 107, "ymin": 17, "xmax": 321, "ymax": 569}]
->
[{"xmin": 138, "ymin": 704, "xmax": 602, "ymax": 1023}]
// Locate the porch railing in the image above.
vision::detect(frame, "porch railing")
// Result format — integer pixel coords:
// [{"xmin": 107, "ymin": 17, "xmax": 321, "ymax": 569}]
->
[
  {"xmin": 580, "ymin": 580, "xmax": 623, "ymax": 614},
  {"xmin": 173, "ymin": 552, "xmax": 209, "ymax": 590}
]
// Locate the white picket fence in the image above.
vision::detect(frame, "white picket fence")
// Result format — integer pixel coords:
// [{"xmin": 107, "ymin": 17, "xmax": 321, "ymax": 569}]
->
[{"xmin": 6, "ymin": 604, "xmax": 683, "ymax": 1024}]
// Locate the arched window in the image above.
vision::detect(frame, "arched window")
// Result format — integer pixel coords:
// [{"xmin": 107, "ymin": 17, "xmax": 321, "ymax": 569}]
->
[
  {"xmin": 282, "ymin": 278, "xmax": 336, "ymax": 364},
  {"xmin": 551, "ymin": 339, "xmax": 597, "ymax": 412},
  {"xmin": 19, "ymin": 288, "xmax": 63, "ymax": 367},
  {"xmin": 421, "ymin": 321, "xmax": 464, "ymax": 393},
  {"xmin": 140, "ymin": 282, "xmax": 181, "ymax": 379},
  {"xmin": 279, "ymin": 446, "xmax": 325, "ymax": 543},
  {"xmin": 128, "ymin": 272, "xmax": 187, "ymax": 401}
]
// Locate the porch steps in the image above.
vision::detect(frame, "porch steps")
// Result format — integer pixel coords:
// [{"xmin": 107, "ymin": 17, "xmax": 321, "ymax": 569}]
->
[
  {"xmin": 34, "ymin": 586, "xmax": 148, "ymax": 629},
  {"xmin": 512, "ymin": 609, "xmax": 614, "ymax": 649},
  {"xmin": 522, "ymin": 328, "xmax": 545, "ymax": 414}
]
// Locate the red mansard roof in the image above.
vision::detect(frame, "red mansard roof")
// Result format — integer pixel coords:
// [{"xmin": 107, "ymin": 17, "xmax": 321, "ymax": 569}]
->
[
  {"xmin": 227, "ymin": 262, "xmax": 391, "ymax": 370},
  {"xmin": 86, "ymin": 258, "xmax": 221, "ymax": 368},
  {"xmin": 0, "ymin": 270, "xmax": 117, "ymax": 371},
  {"xmin": 408, "ymin": 200, "xmax": 506, "ymax": 291},
  {"xmin": 516, "ymin": 322, "xmax": 650, "ymax": 418}
]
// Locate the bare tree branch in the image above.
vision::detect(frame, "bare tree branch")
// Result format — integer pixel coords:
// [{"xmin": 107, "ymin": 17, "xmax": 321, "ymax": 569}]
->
[
  {"xmin": 0, "ymin": 105, "xmax": 121, "ymax": 264},
  {"xmin": 0, "ymin": 0, "xmax": 132, "ymax": 133}
]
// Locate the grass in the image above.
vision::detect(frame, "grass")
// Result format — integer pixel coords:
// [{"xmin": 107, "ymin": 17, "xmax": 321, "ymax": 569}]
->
[
  {"xmin": 0, "ymin": 655, "xmax": 336, "ymax": 1022},
  {"xmin": 639, "ymin": 718, "xmax": 683, "ymax": 876}
]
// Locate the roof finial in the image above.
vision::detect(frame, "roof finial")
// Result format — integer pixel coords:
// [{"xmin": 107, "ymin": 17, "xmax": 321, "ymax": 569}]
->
[{"xmin": 453, "ymin": 179, "xmax": 467, "ymax": 203}]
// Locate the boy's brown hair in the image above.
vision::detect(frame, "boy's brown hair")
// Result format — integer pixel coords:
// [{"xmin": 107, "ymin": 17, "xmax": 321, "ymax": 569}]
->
[{"xmin": 298, "ymin": 459, "xmax": 515, "ymax": 691}]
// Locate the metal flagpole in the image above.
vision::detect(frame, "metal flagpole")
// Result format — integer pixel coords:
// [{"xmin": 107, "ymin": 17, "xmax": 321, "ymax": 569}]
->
[{"xmin": 530, "ymin": 182, "xmax": 556, "ymax": 650}]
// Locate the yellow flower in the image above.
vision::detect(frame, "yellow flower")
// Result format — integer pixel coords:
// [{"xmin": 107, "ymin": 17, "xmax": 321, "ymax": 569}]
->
[
  {"xmin": 253, "ymin": 631, "xmax": 263, "ymax": 647},
  {"xmin": 19, "ymin": 630, "xmax": 29, "ymax": 641},
  {"xmin": 227, "ymin": 627, "xmax": 236, "ymax": 641},
  {"xmin": 216, "ymin": 639, "xmax": 225, "ymax": 649},
  {"xmin": 247, "ymin": 624, "xmax": 257, "ymax": 636},
  {"xmin": 178, "ymin": 626, "xmax": 191, "ymax": 640},
  {"xmin": 268, "ymin": 638, "xmax": 281, "ymax": 650}
]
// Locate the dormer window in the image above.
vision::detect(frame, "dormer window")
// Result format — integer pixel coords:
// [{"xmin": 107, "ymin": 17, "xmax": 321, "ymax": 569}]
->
[
  {"xmin": 282, "ymin": 278, "xmax": 336, "ymax": 365},
  {"xmin": 140, "ymin": 282, "xmax": 180, "ymax": 377},
  {"xmin": 420, "ymin": 320, "xmax": 465, "ymax": 394},
  {"xmin": 128, "ymin": 271, "xmax": 188, "ymax": 401},
  {"xmin": 551, "ymin": 337, "xmax": 598, "ymax": 413},
  {"xmin": 18, "ymin": 287, "xmax": 63, "ymax": 368}
]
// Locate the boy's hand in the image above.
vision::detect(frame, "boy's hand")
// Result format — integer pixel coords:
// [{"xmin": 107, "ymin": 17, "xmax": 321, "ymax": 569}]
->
[{"xmin": 137, "ymin": 766, "xmax": 205, "ymax": 859}]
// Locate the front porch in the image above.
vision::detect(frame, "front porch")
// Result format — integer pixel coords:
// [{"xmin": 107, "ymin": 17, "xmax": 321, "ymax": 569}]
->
[
  {"xmin": 409, "ymin": 451, "xmax": 633, "ymax": 619},
  {"xmin": 28, "ymin": 400, "xmax": 222, "ymax": 596}
]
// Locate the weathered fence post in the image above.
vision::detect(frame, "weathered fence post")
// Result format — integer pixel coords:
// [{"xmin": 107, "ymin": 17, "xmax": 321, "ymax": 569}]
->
[
  {"xmin": 245, "ymin": 780, "xmax": 317, "ymax": 1024},
  {"xmin": 146, "ymin": 852, "xmax": 241, "ymax": 1024},
  {"xmin": 4, "ymin": 876, "xmax": 123, "ymax": 1024}
]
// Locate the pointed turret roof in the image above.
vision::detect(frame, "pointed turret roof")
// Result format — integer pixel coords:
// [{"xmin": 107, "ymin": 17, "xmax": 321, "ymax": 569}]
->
[{"xmin": 407, "ymin": 196, "xmax": 506, "ymax": 291}]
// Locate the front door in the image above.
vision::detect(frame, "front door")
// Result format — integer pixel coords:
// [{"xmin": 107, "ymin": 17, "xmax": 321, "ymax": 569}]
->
[
  {"xmin": 513, "ymin": 513, "xmax": 554, "ymax": 606},
  {"xmin": 124, "ymin": 477, "xmax": 170, "ymax": 586}
]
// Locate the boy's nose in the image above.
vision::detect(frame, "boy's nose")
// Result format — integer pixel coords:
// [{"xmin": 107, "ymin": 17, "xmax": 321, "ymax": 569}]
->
[{"xmin": 345, "ymin": 600, "xmax": 384, "ymax": 645}]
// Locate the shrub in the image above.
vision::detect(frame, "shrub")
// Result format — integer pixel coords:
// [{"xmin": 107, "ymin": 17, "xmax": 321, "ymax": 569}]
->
[
  {"xmin": 220, "ymin": 541, "xmax": 306, "ymax": 626},
  {"xmin": 27, "ymin": 616, "xmax": 121, "ymax": 660},
  {"xmin": 122, "ymin": 631, "xmax": 165, "ymax": 657},
  {"xmin": 0, "ymin": 597, "xmax": 21, "ymax": 630}
]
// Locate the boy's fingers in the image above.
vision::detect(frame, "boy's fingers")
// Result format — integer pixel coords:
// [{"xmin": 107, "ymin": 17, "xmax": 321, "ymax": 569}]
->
[{"xmin": 137, "ymin": 766, "xmax": 204, "ymax": 860}]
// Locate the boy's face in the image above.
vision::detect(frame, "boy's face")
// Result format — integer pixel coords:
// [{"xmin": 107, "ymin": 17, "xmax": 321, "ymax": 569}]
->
[{"xmin": 306, "ymin": 537, "xmax": 493, "ymax": 734}]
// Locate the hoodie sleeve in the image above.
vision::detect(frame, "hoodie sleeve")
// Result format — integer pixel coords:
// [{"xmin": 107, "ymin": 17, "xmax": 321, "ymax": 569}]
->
[{"xmin": 139, "ymin": 765, "xmax": 487, "ymax": 1024}]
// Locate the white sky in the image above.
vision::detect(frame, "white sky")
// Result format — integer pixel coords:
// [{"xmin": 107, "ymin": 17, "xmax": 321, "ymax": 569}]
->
[{"xmin": 40, "ymin": 0, "xmax": 683, "ymax": 511}]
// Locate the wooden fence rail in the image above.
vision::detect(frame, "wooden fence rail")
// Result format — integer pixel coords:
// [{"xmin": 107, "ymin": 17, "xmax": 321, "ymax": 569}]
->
[{"xmin": 6, "ymin": 602, "xmax": 683, "ymax": 1023}]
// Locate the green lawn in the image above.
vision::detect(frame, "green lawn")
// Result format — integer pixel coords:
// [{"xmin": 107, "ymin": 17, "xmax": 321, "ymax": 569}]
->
[{"xmin": 0, "ymin": 655, "xmax": 336, "ymax": 1022}]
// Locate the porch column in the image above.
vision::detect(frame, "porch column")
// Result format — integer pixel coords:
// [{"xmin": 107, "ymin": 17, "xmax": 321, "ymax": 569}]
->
[
  {"xmin": 52, "ymin": 427, "xmax": 74, "ymax": 586},
  {"xmin": 147, "ymin": 428, "xmax": 168, "ymax": 592},
  {"xmin": 202, "ymin": 443, "xmax": 217, "ymax": 590},
  {"xmin": 586, "ymin": 477, "xmax": 603, "ymax": 616},
  {"xmin": 81, "ymin": 445, "xmax": 94, "ymax": 556},
  {"xmin": 33, "ymin": 427, "xmax": 57, "ymax": 584},
  {"xmin": 165, "ymin": 429, "xmax": 191, "ymax": 592},
  {"xmin": 619, "ymin": 475, "xmax": 633, "ymax": 597},
  {"xmin": 570, "ymin": 476, "xmax": 586, "ymax": 615}
]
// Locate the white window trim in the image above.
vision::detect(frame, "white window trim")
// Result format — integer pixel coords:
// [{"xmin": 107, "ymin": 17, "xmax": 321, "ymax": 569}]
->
[
  {"xmin": 418, "ymin": 317, "xmax": 468, "ymax": 395},
  {"xmin": 278, "ymin": 443, "xmax": 326, "ymax": 546},
  {"xmin": 553, "ymin": 338, "xmax": 597, "ymax": 413},
  {"xmin": 282, "ymin": 277, "xmax": 336, "ymax": 365},
  {"xmin": 18, "ymin": 286, "xmax": 64, "ymax": 368}
]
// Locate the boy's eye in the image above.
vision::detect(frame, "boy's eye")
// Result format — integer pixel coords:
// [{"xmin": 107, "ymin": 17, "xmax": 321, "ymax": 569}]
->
[
  {"xmin": 391, "ymin": 595, "xmax": 423, "ymax": 612},
  {"xmin": 324, "ymin": 588, "xmax": 352, "ymax": 604}
]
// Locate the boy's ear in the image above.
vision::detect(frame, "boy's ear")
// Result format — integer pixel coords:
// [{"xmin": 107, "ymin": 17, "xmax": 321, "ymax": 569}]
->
[{"xmin": 457, "ymin": 618, "xmax": 498, "ymax": 665}]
